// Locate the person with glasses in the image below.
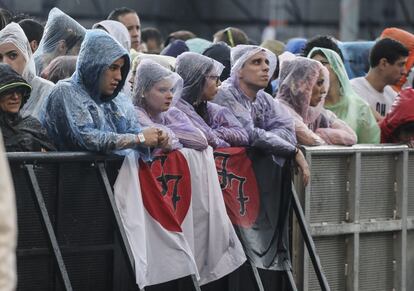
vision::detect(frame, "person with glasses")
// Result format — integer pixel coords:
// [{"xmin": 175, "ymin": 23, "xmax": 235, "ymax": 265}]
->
[{"xmin": 174, "ymin": 52, "xmax": 249, "ymax": 148}]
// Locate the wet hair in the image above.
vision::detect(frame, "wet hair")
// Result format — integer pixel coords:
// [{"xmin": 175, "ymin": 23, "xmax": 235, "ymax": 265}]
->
[
  {"xmin": 213, "ymin": 27, "xmax": 248, "ymax": 47},
  {"xmin": 40, "ymin": 55, "xmax": 77, "ymax": 84},
  {"xmin": 18, "ymin": 19, "xmax": 44, "ymax": 43},
  {"xmin": 142, "ymin": 27, "xmax": 163, "ymax": 51},
  {"xmin": 369, "ymin": 38, "xmax": 409, "ymax": 67},
  {"xmin": 107, "ymin": 7, "xmax": 137, "ymax": 21},
  {"xmin": 302, "ymin": 35, "xmax": 344, "ymax": 61}
]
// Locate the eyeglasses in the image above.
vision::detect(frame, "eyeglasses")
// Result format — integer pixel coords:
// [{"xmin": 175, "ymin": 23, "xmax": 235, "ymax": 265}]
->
[{"xmin": 205, "ymin": 75, "xmax": 220, "ymax": 85}]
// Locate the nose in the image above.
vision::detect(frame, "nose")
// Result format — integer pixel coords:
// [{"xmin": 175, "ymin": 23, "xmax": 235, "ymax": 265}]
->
[
  {"xmin": 217, "ymin": 79, "xmax": 222, "ymax": 87},
  {"xmin": 262, "ymin": 62, "xmax": 270, "ymax": 72},
  {"xmin": 114, "ymin": 68, "xmax": 122, "ymax": 81},
  {"xmin": 10, "ymin": 92, "xmax": 20, "ymax": 100},
  {"xmin": 166, "ymin": 91, "xmax": 173, "ymax": 100}
]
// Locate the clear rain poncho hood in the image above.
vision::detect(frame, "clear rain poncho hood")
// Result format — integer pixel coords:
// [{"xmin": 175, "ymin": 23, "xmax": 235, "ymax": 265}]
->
[
  {"xmin": 133, "ymin": 59, "xmax": 183, "ymax": 150},
  {"xmin": 214, "ymin": 45, "xmax": 298, "ymax": 161},
  {"xmin": 308, "ymin": 47, "xmax": 380, "ymax": 143},
  {"xmin": 277, "ymin": 56, "xmax": 357, "ymax": 146},
  {"xmin": 0, "ymin": 22, "xmax": 55, "ymax": 119},
  {"xmin": 92, "ymin": 20, "xmax": 131, "ymax": 51},
  {"xmin": 176, "ymin": 52, "xmax": 224, "ymax": 105},
  {"xmin": 133, "ymin": 58, "xmax": 182, "ymax": 108},
  {"xmin": 42, "ymin": 29, "xmax": 148, "ymax": 154},
  {"xmin": 33, "ymin": 8, "xmax": 86, "ymax": 75},
  {"xmin": 277, "ymin": 56, "xmax": 327, "ymax": 125}
]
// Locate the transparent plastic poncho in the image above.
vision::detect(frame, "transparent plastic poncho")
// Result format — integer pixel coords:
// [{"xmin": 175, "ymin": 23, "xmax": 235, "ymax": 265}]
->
[
  {"xmin": 43, "ymin": 29, "xmax": 149, "ymax": 156},
  {"xmin": 175, "ymin": 52, "xmax": 249, "ymax": 148},
  {"xmin": 214, "ymin": 45, "xmax": 297, "ymax": 162},
  {"xmin": 338, "ymin": 41, "xmax": 374, "ymax": 79},
  {"xmin": 308, "ymin": 47, "xmax": 380, "ymax": 144},
  {"xmin": 93, "ymin": 20, "xmax": 131, "ymax": 51},
  {"xmin": 0, "ymin": 22, "xmax": 54, "ymax": 119},
  {"xmin": 277, "ymin": 56, "xmax": 356, "ymax": 146},
  {"xmin": 33, "ymin": 8, "xmax": 86, "ymax": 76}
]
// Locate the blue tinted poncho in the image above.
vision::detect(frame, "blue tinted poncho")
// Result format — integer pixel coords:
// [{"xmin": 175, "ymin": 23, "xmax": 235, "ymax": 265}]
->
[{"xmin": 44, "ymin": 30, "xmax": 148, "ymax": 155}]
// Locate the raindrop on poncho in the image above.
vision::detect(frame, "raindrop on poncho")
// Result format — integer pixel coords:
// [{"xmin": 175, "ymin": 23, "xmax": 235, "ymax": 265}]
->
[
  {"xmin": 0, "ymin": 22, "xmax": 55, "ymax": 120},
  {"xmin": 43, "ymin": 29, "xmax": 149, "ymax": 156},
  {"xmin": 214, "ymin": 45, "xmax": 297, "ymax": 163},
  {"xmin": 175, "ymin": 52, "xmax": 249, "ymax": 148},
  {"xmin": 308, "ymin": 47, "xmax": 380, "ymax": 144},
  {"xmin": 33, "ymin": 8, "xmax": 86, "ymax": 76},
  {"xmin": 277, "ymin": 56, "xmax": 356, "ymax": 146}
]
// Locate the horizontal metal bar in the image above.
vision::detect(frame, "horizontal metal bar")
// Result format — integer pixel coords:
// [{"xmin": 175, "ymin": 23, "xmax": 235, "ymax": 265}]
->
[
  {"xmin": 17, "ymin": 244, "xmax": 117, "ymax": 256},
  {"xmin": 302, "ymin": 144, "xmax": 409, "ymax": 155},
  {"xmin": 7, "ymin": 152, "xmax": 123, "ymax": 163},
  {"xmin": 310, "ymin": 220, "xmax": 404, "ymax": 236}
]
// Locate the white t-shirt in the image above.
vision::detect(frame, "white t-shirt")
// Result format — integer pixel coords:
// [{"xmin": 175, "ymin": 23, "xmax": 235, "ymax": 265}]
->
[{"xmin": 350, "ymin": 77, "xmax": 398, "ymax": 117}]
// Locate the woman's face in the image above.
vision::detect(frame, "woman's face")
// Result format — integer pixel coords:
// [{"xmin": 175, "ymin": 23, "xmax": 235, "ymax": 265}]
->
[
  {"xmin": 310, "ymin": 69, "xmax": 327, "ymax": 106},
  {"xmin": 144, "ymin": 79, "xmax": 174, "ymax": 114},
  {"xmin": 0, "ymin": 90, "xmax": 23, "ymax": 113},
  {"xmin": 201, "ymin": 72, "xmax": 221, "ymax": 101},
  {"xmin": 311, "ymin": 53, "xmax": 338, "ymax": 93},
  {"xmin": 0, "ymin": 42, "xmax": 26, "ymax": 76}
]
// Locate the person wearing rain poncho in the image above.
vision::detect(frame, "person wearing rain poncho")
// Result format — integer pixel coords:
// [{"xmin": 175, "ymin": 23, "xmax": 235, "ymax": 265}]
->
[
  {"xmin": 0, "ymin": 22, "xmax": 54, "ymax": 120},
  {"xmin": 308, "ymin": 47, "xmax": 380, "ymax": 144},
  {"xmin": 277, "ymin": 56, "xmax": 357, "ymax": 146},
  {"xmin": 33, "ymin": 8, "xmax": 86, "ymax": 76},
  {"xmin": 380, "ymin": 88, "xmax": 414, "ymax": 147},
  {"xmin": 214, "ymin": 45, "xmax": 310, "ymax": 185},
  {"xmin": 0, "ymin": 63, "xmax": 55, "ymax": 152},
  {"xmin": 174, "ymin": 52, "xmax": 249, "ymax": 148},
  {"xmin": 43, "ymin": 29, "xmax": 166, "ymax": 154},
  {"xmin": 133, "ymin": 59, "xmax": 183, "ymax": 151},
  {"xmin": 92, "ymin": 20, "xmax": 131, "ymax": 51}
]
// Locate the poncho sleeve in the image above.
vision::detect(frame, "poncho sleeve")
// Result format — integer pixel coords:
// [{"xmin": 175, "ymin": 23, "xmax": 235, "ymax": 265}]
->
[
  {"xmin": 214, "ymin": 89, "xmax": 296, "ymax": 157},
  {"xmin": 354, "ymin": 102, "xmax": 381, "ymax": 144},
  {"xmin": 207, "ymin": 103, "xmax": 249, "ymax": 147},
  {"xmin": 164, "ymin": 107, "xmax": 209, "ymax": 151},
  {"xmin": 135, "ymin": 107, "xmax": 183, "ymax": 150},
  {"xmin": 314, "ymin": 110, "xmax": 357, "ymax": 145},
  {"xmin": 44, "ymin": 85, "xmax": 148, "ymax": 155}
]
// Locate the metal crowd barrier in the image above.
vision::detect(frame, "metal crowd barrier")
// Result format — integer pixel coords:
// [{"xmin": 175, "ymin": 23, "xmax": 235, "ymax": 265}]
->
[
  {"xmin": 7, "ymin": 152, "xmax": 137, "ymax": 291},
  {"xmin": 293, "ymin": 145, "xmax": 414, "ymax": 291}
]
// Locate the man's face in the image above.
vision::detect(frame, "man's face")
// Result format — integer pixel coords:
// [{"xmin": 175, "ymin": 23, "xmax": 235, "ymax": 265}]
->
[
  {"xmin": 382, "ymin": 56, "xmax": 407, "ymax": 85},
  {"xmin": 100, "ymin": 57, "xmax": 124, "ymax": 96},
  {"xmin": 118, "ymin": 12, "xmax": 141, "ymax": 51},
  {"xmin": 238, "ymin": 51, "xmax": 270, "ymax": 91}
]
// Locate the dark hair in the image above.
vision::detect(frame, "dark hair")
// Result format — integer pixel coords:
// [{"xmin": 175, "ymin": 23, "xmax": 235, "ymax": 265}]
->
[
  {"xmin": 302, "ymin": 35, "xmax": 344, "ymax": 61},
  {"xmin": 107, "ymin": 7, "xmax": 137, "ymax": 21},
  {"xmin": 164, "ymin": 30, "xmax": 196, "ymax": 47},
  {"xmin": 213, "ymin": 27, "xmax": 248, "ymax": 47},
  {"xmin": 40, "ymin": 56, "xmax": 77, "ymax": 84},
  {"xmin": 141, "ymin": 27, "xmax": 163, "ymax": 45},
  {"xmin": 370, "ymin": 38, "xmax": 409, "ymax": 67},
  {"xmin": 394, "ymin": 121, "xmax": 414, "ymax": 140},
  {"xmin": 18, "ymin": 19, "xmax": 44, "ymax": 43}
]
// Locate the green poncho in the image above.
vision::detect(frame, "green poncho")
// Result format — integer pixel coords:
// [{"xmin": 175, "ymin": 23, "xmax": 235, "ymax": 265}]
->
[{"xmin": 308, "ymin": 47, "xmax": 380, "ymax": 144}]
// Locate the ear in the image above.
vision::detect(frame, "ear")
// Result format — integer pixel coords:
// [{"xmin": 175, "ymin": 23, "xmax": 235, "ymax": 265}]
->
[
  {"xmin": 378, "ymin": 58, "xmax": 388, "ymax": 69},
  {"xmin": 56, "ymin": 40, "xmax": 67, "ymax": 54},
  {"xmin": 30, "ymin": 40, "xmax": 38, "ymax": 53}
]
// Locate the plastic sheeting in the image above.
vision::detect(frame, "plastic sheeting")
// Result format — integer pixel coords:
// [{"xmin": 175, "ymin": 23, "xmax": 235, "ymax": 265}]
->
[
  {"xmin": 133, "ymin": 59, "xmax": 183, "ymax": 150},
  {"xmin": 175, "ymin": 52, "xmax": 249, "ymax": 148},
  {"xmin": 277, "ymin": 56, "xmax": 356, "ymax": 146},
  {"xmin": 308, "ymin": 47, "xmax": 380, "ymax": 144},
  {"xmin": 0, "ymin": 22, "xmax": 54, "ymax": 120},
  {"xmin": 93, "ymin": 20, "xmax": 131, "ymax": 51},
  {"xmin": 43, "ymin": 29, "xmax": 149, "ymax": 156},
  {"xmin": 33, "ymin": 8, "xmax": 86, "ymax": 76},
  {"xmin": 214, "ymin": 45, "xmax": 297, "ymax": 162}
]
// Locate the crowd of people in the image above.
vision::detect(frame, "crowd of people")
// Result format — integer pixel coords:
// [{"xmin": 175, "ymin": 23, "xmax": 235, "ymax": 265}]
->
[{"xmin": 1, "ymin": 4, "xmax": 414, "ymax": 289}]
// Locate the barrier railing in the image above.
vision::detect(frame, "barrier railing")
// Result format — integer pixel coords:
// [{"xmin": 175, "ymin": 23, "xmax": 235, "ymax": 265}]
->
[{"xmin": 293, "ymin": 145, "xmax": 414, "ymax": 291}]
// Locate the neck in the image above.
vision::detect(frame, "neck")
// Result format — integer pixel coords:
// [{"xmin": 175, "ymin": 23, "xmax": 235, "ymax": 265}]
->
[
  {"xmin": 365, "ymin": 69, "xmax": 387, "ymax": 93},
  {"xmin": 325, "ymin": 82, "xmax": 342, "ymax": 106},
  {"xmin": 145, "ymin": 105, "xmax": 162, "ymax": 120},
  {"xmin": 238, "ymin": 81, "xmax": 259, "ymax": 101}
]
